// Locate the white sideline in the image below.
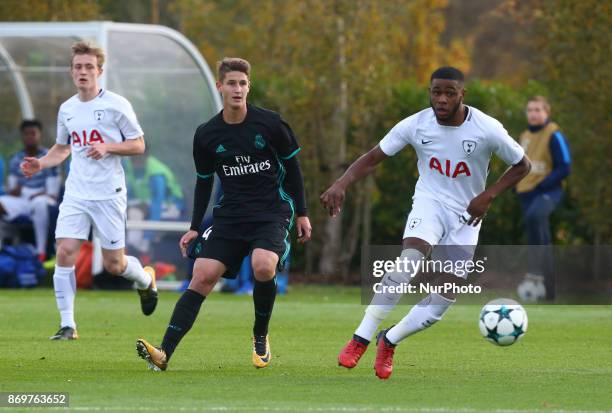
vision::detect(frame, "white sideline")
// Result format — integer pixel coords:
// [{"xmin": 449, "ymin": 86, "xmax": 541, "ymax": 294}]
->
[{"xmin": 1, "ymin": 406, "xmax": 609, "ymax": 413}]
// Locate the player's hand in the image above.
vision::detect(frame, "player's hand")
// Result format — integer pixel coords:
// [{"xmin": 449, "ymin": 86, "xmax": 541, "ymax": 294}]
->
[
  {"xmin": 87, "ymin": 142, "xmax": 108, "ymax": 160},
  {"xmin": 295, "ymin": 216, "xmax": 312, "ymax": 244},
  {"xmin": 320, "ymin": 182, "xmax": 346, "ymax": 217},
  {"xmin": 465, "ymin": 191, "xmax": 494, "ymax": 226},
  {"xmin": 179, "ymin": 230, "xmax": 199, "ymax": 258},
  {"xmin": 20, "ymin": 157, "xmax": 42, "ymax": 178}
]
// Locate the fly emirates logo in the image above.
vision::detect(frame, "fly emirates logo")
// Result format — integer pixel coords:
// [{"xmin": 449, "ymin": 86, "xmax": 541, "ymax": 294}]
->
[{"xmin": 222, "ymin": 155, "xmax": 271, "ymax": 177}]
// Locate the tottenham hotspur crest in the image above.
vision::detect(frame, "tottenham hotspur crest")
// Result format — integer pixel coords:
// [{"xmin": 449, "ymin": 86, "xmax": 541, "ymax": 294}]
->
[
  {"xmin": 254, "ymin": 133, "xmax": 266, "ymax": 149},
  {"xmin": 94, "ymin": 110, "xmax": 105, "ymax": 121},
  {"xmin": 462, "ymin": 140, "xmax": 477, "ymax": 156}
]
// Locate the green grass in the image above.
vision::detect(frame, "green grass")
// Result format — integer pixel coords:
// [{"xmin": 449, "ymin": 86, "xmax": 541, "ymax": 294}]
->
[{"xmin": 1, "ymin": 287, "xmax": 611, "ymax": 412}]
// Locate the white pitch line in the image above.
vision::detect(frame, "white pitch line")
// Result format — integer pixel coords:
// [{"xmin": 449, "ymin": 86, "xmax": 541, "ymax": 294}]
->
[{"xmin": 1, "ymin": 405, "xmax": 610, "ymax": 413}]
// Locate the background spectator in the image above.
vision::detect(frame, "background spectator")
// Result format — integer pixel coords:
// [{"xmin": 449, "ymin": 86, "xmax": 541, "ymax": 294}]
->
[
  {"xmin": 0, "ymin": 120, "xmax": 60, "ymax": 262},
  {"xmin": 516, "ymin": 96, "xmax": 571, "ymax": 300}
]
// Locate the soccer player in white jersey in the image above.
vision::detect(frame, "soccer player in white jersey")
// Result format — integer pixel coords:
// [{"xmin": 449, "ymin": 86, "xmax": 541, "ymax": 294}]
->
[
  {"xmin": 21, "ymin": 41, "xmax": 158, "ymax": 340},
  {"xmin": 321, "ymin": 67, "xmax": 531, "ymax": 379}
]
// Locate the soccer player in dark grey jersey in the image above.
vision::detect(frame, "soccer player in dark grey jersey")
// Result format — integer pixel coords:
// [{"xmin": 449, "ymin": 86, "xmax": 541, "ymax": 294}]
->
[{"xmin": 137, "ymin": 58, "xmax": 311, "ymax": 371}]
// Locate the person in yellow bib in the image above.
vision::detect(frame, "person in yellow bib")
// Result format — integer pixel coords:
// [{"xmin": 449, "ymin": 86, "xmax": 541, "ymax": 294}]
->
[{"xmin": 516, "ymin": 96, "xmax": 571, "ymax": 301}]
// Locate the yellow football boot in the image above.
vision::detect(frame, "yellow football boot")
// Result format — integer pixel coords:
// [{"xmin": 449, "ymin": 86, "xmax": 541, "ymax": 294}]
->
[
  {"xmin": 136, "ymin": 338, "xmax": 167, "ymax": 371},
  {"xmin": 252, "ymin": 335, "xmax": 272, "ymax": 368}
]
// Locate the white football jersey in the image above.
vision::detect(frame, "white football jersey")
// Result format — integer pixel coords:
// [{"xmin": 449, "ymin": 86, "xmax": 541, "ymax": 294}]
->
[
  {"xmin": 379, "ymin": 106, "xmax": 524, "ymax": 214},
  {"xmin": 56, "ymin": 90, "xmax": 144, "ymax": 200}
]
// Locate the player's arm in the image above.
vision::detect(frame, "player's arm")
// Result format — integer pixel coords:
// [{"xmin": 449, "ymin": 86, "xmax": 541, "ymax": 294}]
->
[
  {"xmin": 320, "ymin": 145, "xmax": 388, "ymax": 217},
  {"xmin": 179, "ymin": 175, "xmax": 213, "ymax": 257},
  {"xmin": 179, "ymin": 129, "xmax": 214, "ymax": 257},
  {"xmin": 281, "ymin": 154, "xmax": 311, "ymax": 242},
  {"xmin": 87, "ymin": 102, "xmax": 146, "ymax": 159},
  {"xmin": 272, "ymin": 119, "xmax": 312, "ymax": 242},
  {"xmin": 465, "ymin": 121, "xmax": 532, "ymax": 226},
  {"xmin": 21, "ymin": 144, "xmax": 71, "ymax": 178},
  {"xmin": 87, "ymin": 136, "xmax": 145, "ymax": 160},
  {"xmin": 466, "ymin": 156, "xmax": 531, "ymax": 226}
]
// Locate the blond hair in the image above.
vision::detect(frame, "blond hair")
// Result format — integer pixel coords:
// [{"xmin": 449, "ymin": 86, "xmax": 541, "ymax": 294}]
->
[
  {"xmin": 527, "ymin": 95, "xmax": 551, "ymax": 115},
  {"xmin": 71, "ymin": 41, "xmax": 105, "ymax": 69}
]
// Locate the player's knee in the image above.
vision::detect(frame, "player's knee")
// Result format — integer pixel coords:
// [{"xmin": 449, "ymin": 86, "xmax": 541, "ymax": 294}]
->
[
  {"xmin": 104, "ymin": 258, "xmax": 125, "ymax": 276},
  {"xmin": 252, "ymin": 257, "xmax": 276, "ymax": 280},
  {"xmin": 383, "ymin": 248, "xmax": 425, "ymax": 284},
  {"xmin": 55, "ymin": 243, "xmax": 79, "ymax": 265},
  {"xmin": 191, "ymin": 270, "xmax": 219, "ymax": 291}
]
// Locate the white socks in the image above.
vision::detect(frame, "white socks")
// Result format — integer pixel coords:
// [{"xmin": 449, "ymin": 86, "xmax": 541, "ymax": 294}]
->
[
  {"xmin": 354, "ymin": 248, "xmax": 425, "ymax": 342},
  {"xmin": 385, "ymin": 293, "xmax": 455, "ymax": 344},
  {"xmin": 120, "ymin": 255, "xmax": 152, "ymax": 290},
  {"xmin": 53, "ymin": 265, "xmax": 76, "ymax": 329},
  {"xmin": 53, "ymin": 256, "xmax": 151, "ymax": 329}
]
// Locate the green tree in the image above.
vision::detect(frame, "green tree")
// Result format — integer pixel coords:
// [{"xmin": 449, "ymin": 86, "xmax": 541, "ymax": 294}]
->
[
  {"xmin": 502, "ymin": 0, "xmax": 611, "ymax": 244},
  {"xmin": 0, "ymin": 0, "xmax": 102, "ymax": 20},
  {"xmin": 170, "ymin": 0, "xmax": 468, "ymax": 277}
]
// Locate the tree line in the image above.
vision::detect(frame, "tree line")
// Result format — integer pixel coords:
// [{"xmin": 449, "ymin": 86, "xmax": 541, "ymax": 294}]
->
[{"xmin": 1, "ymin": 0, "xmax": 608, "ymax": 278}]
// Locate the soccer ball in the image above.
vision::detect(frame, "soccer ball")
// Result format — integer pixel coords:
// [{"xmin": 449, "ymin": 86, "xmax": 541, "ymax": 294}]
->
[
  {"xmin": 479, "ymin": 298, "xmax": 528, "ymax": 346},
  {"xmin": 517, "ymin": 276, "xmax": 546, "ymax": 302}
]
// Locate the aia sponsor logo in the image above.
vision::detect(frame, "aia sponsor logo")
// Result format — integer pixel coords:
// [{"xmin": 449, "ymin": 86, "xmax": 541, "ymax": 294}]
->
[
  {"xmin": 429, "ymin": 157, "xmax": 471, "ymax": 178},
  {"xmin": 71, "ymin": 129, "xmax": 105, "ymax": 146}
]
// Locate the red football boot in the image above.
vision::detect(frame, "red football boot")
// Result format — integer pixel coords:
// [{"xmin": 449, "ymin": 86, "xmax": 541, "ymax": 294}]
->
[
  {"xmin": 374, "ymin": 329, "xmax": 396, "ymax": 379},
  {"xmin": 338, "ymin": 337, "xmax": 368, "ymax": 368}
]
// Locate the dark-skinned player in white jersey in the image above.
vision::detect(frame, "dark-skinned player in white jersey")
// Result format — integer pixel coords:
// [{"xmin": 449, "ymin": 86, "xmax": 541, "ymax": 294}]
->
[
  {"xmin": 322, "ymin": 67, "xmax": 531, "ymax": 379},
  {"xmin": 137, "ymin": 58, "xmax": 311, "ymax": 371}
]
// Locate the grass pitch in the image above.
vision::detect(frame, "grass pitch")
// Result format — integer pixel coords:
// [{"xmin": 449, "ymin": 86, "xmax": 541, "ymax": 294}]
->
[{"xmin": 1, "ymin": 287, "xmax": 611, "ymax": 412}]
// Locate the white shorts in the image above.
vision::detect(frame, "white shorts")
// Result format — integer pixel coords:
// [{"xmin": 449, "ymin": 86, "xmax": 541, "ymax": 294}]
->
[
  {"xmin": 56, "ymin": 195, "xmax": 127, "ymax": 250},
  {"xmin": 403, "ymin": 196, "xmax": 480, "ymax": 278},
  {"xmin": 0, "ymin": 194, "xmax": 56, "ymax": 220}
]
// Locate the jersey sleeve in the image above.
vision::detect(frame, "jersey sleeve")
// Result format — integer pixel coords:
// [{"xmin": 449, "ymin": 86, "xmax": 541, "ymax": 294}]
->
[
  {"xmin": 193, "ymin": 127, "xmax": 215, "ymax": 179},
  {"xmin": 379, "ymin": 115, "xmax": 417, "ymax": 156},
  {"xmin": 271, "ymin": 117, "xmax": 301, "ymax": 160},
  {"xmin": 488, "ymin": 120, "xmax": 525, "ymax": 166},
  {"xmin": 115, "ymin": 99, "xmax": 144, "ymax": 140},
  {"xmin": 56, "ymin": 111, "xmax": 70, "ymax": 145}
]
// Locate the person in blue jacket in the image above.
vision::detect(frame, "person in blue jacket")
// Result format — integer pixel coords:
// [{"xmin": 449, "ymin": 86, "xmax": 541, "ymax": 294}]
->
[{"xmin": 516, "ymin": 96, "xmax": 571, "ymax": 300}]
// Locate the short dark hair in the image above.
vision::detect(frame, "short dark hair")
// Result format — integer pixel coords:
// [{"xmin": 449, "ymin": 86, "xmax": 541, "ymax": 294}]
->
[
  {"xmin": 430, "ymin": 66, "xmax": 465, "ymax": 83},
  {"xmin": 217, "ymin": 57, "xmax": 251, "ymax": 82},
  {"xmin": 20, "ymin": 119, "xmax": 43, "ymax": 132}
]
